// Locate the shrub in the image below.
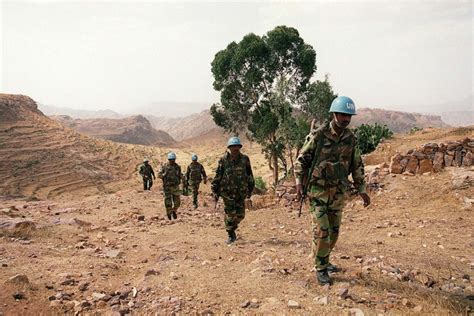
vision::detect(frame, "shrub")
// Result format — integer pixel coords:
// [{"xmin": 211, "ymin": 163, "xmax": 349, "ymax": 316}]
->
[
  {"xmin": 409, "ymin": 126, "xmax": 423, "ymax": 134},
  {"xmin": 254, "ymin": 176, "xmax": 267, "ymax": 193},
  {"xmin": 354, "ymin": 123, "xmax": 393, "ymax": 154}
]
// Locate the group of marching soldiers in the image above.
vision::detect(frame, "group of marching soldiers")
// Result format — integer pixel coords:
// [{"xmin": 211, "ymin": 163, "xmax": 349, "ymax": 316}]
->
[
  {"xmin": 138, "ymin": 136, "xmax": 252, "ymax": 244},
  {"xmin": 138, "ymin": 96, "xmax": 371, "ymax": 285}
]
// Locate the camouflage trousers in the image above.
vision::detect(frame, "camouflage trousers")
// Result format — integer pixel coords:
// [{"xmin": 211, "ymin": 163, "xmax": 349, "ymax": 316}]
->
[
  {"xmin": 143, "ymin": 176, "xmax": 153, "ymax": 190},
  {"xmin": 189, "ymin": 181, "xmax": 201, "ymax": 206},
  {"xmin": 163, "ymin": 185, "xmax": 181, "ymax": 216},
  {"xmin": 222, "ymin": 195, "xmax": 245, "ymax": 231},
  {"xmin": 309, "ymin": 185, "xmax": 347, "ymax": 271}
]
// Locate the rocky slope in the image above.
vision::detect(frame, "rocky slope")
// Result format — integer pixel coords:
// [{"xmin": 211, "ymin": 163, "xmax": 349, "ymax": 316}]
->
[
  {"xmin": 0, "ymin": 102, "xmax": 473, "ymax": 314},
  {"xmin": 146, "ymin": 110, "xmax": 218, "ymax": 141},
  {"xmin": 52, "ymin": 115, "xmax": 175, "ymax": 146},
  {"xmin": 0, "ymin": 94, "xmax": 165, "ymax": 200},
  {"xmin": 149, "ymin": 108, "xmax": 451, "ymax": 142},
  {"xmin": 352, "ymin": 108, "xmax": 450, "ymax": 133}
]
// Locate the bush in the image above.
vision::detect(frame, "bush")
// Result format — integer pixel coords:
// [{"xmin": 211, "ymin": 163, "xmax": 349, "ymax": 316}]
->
[
  {"xmin": 354, "ymin": 123, "xmax": 393, "ymax": 154},
  {"xmin": 409, "ymin": 126, "xmax": 423, "ymax": 134},
  {"xmin": 254, "ymin": 176, "xmax": 267, "ymax": 193}
]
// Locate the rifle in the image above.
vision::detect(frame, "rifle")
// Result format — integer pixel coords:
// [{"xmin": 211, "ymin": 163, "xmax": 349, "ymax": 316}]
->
[{"xmin": 298, "ymin": 120, "xmax": 325, "ymax": 217}]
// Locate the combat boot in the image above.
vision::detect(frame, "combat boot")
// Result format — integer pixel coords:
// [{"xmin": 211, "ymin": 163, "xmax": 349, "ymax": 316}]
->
[
  {"xmin": 327, "ymin": 263, "xmax": 342, "ymax": 273},
  {"xmin": 225, "ymin": 230, "xmax": 236, "ymax": 244},
  {"xmin": 316, "ymin": 269, "xmax": 332, "ymax": 285},
  {"xmin": 167, "ymin": 213, "xmax": 172, "ymax": 220},
  {"xmin": 172, "ymin": 211, "xmax": 177, "ymax": 219}
]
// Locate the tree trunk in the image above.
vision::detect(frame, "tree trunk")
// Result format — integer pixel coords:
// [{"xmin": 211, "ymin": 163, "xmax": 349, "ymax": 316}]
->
[
  {"xmin": 272, "ymin": 152, "xmax": 279, "ymax": 185},
  {"xmin": 289, "ymin": 149, "xmax": 294, "ymax": 175},
  {"xmin": 268, "ymin": 156, "xmax": 273, "ymax": 171}
]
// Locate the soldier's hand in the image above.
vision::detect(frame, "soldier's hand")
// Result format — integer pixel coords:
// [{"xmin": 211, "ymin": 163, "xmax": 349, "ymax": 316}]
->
[
  {"xmin": 360, "ymin": 193, "xmax": 371, "ymax": 207},
  {"xmin": 296, "ymin": 184, "xmax": 303, "ymax": 200}
]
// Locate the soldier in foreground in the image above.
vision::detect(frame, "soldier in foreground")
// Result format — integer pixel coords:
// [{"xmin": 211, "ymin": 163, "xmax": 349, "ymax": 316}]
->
[
  {"xmin": 139, "ymin": 159, "xmax": 155, "ymax": 191},
  {"xmin": 295, "ymin": 96, "xmax": 371, "ymax": 285},
  {"xmin": 158, "ymin": 152, "xmax": 183, "ymax": 220},
  {"xmin": 211, "ymin": 137, "xmax": 255, "ymax": 244},
  {"xmin": 185, "ymin": 154, "xmax": 207, "ymax": 209}
]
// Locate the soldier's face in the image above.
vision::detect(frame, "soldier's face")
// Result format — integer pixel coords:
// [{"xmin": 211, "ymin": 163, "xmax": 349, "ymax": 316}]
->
[
  {"xmin": 169, "ymin": 159, "xmax": 176, "ymax": 164},
  {"xmin": 228, "ymin": 145, "xmax": 241, "ymax": 156},
  {"xmin": 334, "ymin": 113, "xmax": 352, "ymax": 128}
]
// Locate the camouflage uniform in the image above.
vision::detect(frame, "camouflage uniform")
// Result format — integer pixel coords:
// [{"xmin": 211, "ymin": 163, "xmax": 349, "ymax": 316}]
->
[
  {"xmin": 295, "ymin": 121, "xmax": 366, "ymax": 271},
  {"xmin": 185, "ymin": 161, "xmax": 207, "ymax": 207},
  {"xmin": 139, "ymin": 163, "xmax": 155, "ymax": 190},
  {"xmin": 158, "ymin": 162, "xmax": 183, "ymax": 217},
  {"xmin": 211, "ymin": 152, "xmax": 255, "ymax": 232}
]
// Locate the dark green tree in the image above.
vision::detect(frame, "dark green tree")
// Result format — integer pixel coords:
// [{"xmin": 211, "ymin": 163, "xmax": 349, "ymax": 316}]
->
[
  {"xmin": 302, "ymin": 74, "xmax": 337, "ymax": 124},
  {"xmin": 210, "ymin": 26, "xmax": 316, "ymax": 184}
]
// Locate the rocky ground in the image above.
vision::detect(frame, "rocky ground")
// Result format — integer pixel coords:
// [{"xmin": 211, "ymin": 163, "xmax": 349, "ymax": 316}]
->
[{"xmin": 0, "ymin": 164, "xmax": 472, "ymax": 315}]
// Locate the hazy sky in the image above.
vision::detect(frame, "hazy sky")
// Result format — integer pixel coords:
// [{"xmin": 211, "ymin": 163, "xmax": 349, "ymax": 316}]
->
[{"xmin": 1, "ymin": 1, "xmax": 473, "ymax": 116}]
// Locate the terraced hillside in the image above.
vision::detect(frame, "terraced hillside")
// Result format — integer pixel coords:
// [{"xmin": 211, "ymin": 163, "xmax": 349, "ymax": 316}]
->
[{"xmin": 0, "ymin": 94, "xmax": 163, "ymax": 200}]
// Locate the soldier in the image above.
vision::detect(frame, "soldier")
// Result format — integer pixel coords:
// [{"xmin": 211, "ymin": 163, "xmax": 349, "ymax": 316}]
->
[
  {"xmin": 185, "ymin": 154, "xmax": 207, "ymax": 209},
  {"xmin": 211, "ymin": 137, "xmax": 255, "ymax": 244},
  {"xmin": 158, "ymin": 152, "xmax": 183, "ymax": 220},
  {"xmin": 295, "ymin": 96, "xmax": 371, "ymax": 285},
  {"xmin": 139, "ymin": 159, "xmax": 155, "ymax": 191}
]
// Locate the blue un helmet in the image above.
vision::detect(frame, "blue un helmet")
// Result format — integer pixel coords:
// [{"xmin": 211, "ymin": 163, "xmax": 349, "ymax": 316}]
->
[
  {"xmin": 167, "ymin": 152, "xmax": 176, "ymax": 160},
  {"xmin": 227, "ymin": 136, "xmax": 242, "ymax": 148},
  {"xmin": 329, "ymin": 96, "xmax": 357, "ymax": 115},
  {"xmin": 191, "ymin": 154, "xmax": 198, "ymax": 161}
]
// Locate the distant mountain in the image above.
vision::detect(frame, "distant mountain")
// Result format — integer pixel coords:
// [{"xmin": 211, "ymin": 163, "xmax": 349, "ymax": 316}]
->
[
  {"xmin": 146, "ymin": 110, "xmax": 218, "ymax": 141},
  {"xmin": 352, "ymin": 108, "xmax": 450, "ymax": 133},
  {"xmin": 432, "ymin": 111, "xmax": 473, "ymax": 127},
  {"xmin": 148, "ymin": 107, "xmax": 451, "ymax": 141},
  {"xmin": 39, "ymin": 103, "xmax": 124, "ymax": 119},
  {"xmin": 131, "ymin": 101, "xmax": 211, "ymax": 118},
  {"xmin": 52, "ymin": 115, "xmax": 175, "ymax": 146}
]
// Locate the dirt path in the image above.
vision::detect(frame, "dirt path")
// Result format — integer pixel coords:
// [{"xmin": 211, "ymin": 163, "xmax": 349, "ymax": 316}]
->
[{"xmin": 1, "ymin": 167, "xmax": 472, "ymax": 315}]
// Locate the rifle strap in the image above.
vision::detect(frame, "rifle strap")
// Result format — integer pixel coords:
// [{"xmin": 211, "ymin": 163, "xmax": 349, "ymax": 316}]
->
[{"xmin": 305, "ymin": 127, "xmax": 325, "ymax": 191}]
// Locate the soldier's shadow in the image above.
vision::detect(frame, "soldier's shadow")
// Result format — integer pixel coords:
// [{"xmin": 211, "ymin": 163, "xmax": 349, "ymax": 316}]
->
[{"xmin": 236, "ymin": 237, "xmax": 308, "ymax": 248}]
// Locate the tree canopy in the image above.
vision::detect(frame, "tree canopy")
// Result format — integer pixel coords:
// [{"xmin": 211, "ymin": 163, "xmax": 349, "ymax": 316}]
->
[{"xmin": 210, "ymin": 26, "xmax": 316, "ymax": 184}]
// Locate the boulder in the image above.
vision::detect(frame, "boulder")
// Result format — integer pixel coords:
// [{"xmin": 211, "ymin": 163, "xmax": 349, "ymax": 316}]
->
[
  {"xmin": 447, "ymin": 141, "xmax": 462, "ymax": 151},
  {"xmin": 454, "ymin": 150, "xmax": 463, "ymax": 167},
  {"xmin": 422, "ymin": 143, "xmax": 438, "ymax": 154},
  {"xmin": 412, "ymin": 150, "xmax": 426, "ymax": 159},
  {"xmin": 389, "ymin": 153, "xmax": 404, "ymax": 174},
  {"xmin": 405, "ymin": 156, "xmax": 418, "ymax": 175},
  {"xmin": 462, "ymin": 152, "xmax": 472, "ymax": 167},
  {"xmin": 417, "ymin": 159, "xmax": 433, "ymax": 174},
  {"xmin": 432, "ymin": 152, "xmax": 444, "ymax": 172},
  {"xmin": 444, "ymin": 154, "xmax": 454, "ymax": 167}
]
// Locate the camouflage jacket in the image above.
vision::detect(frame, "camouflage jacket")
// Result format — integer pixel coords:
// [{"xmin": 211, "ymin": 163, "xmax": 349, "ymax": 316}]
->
[
  {"xmin": 211, "ymin": 152, "xmax": 255, "ymax": 199},
  {"xmin": 158, "ymin": 162, "xmax": 182, "ymax": 187},
  {"xmin": 186, "ymin": 162, "xmax": 207, "ymax": 183},
  {"xmin": 294, "ymin": 121, "xmax": 366, "ymax": 193},
  {"xmin": 139, "ymin": 163, "xmax": 155, "ymax": 178}
]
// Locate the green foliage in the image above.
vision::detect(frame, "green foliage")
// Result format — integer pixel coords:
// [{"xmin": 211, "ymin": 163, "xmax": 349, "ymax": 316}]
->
[
  {"xmin": 301, "ymin": 74, "xmax": 337, "ymax": 123},
  {"xmin": 354, "ymin": 123, "xmax": 393, "ymax": 154},
  {"xmin": 409, "ymin": 126, "xmax": 423, "ymax": 134},
  {"xmin": 254, "ymin": 176, "xmax": 267, "ymax": 192},
  {"xmin": 210, "ymin": 25, "xmax": 316, "ymax": 184}
]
